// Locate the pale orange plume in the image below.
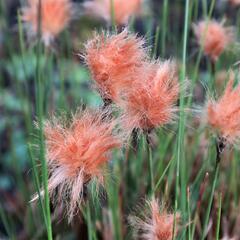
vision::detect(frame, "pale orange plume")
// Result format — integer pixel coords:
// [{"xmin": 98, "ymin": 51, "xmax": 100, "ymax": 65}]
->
[
  {"xmin": 129, "ymin": 198, "xmax": 180, "ymax": 240},
  {"xmin": 84, "ymin": 0, "xmax": 142, "ymax": 25},
  {"xmin": 207, "ymin": 72, "xmax": 240, "ymax": 144},
  {"xmin": 120, "ymin": 60, "xmax": 179, "ymax": 131},
  {"xmin": 22, "ymin": 0, "xmax": 73, "ymax": 45},
  {"xmin": 42, "ymin": 109, "xmax": 121, "ymax": 221},
  {"xmin": 193, "ymin": 20, "xmax": 235, "ymax": 61},
  {"xmin": 84, "ymin": 30, "xmax": 148, "ymax": 101},
  {"xmin": 229, "ymin": 0, "xmax": 240, "ymax": 6}
]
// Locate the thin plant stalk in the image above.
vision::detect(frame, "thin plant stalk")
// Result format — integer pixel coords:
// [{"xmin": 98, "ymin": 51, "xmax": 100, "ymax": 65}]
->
[
  {"xmin": 147, "ymin": 142, "xmax": 154, "ymax": 196},
  {"xmin": 216, "ymin": 193, "xmax": 222, "ymax": 240},
  {"xmin": 161, "ymin": 0, "xmax": 168, "ymax": 56},
  {"xmin": 28, "ymin": 144, "xmax": 48, "ymax": 227},
  {"xmin": 193, "ymin": 0, "xmax": 199, "ymax": 20},
  {"xmin": 107, "ymin": 160, "xmax": 122, "ymax": 240},
  {"xmin": 237, "ymin": 9, "xmax": 240, "ymax": 37},
  {"xmin": 35, "ymin": 0, "xmax": 53, "ymax": 239},
  {"xmin": 153, "ymin": 156, "xmax": 173, "ymax": 193},
  {"xmin": 187, "ymin": 187, "xmax": 191, "ymax": 240},
  {"xmin": 231, "ymin": 151, "xmax": 238, "ymax": 205},
  {"xmin": 202, "ymin": 0, "xmax": 207, "ymax": 18},
  {"xmin": 152, "ymin": 25, "xmax": 160, "ymax": 58},
  {"xmin": 180, "ymin": 0, "xmax": 190, "ymax": 211},
  {"xmin": 87, "ymin": 201, "xmax": 93, "ymax": 240},
  {"xmin": 201, "ymin": 164, "xmax": 219, "ymax": 240},
  {"xmin": 110, "ymin": 0, "xmax": 116, "ymax": 30},
  {"xmin": 173, "ymin": 0, "xmax": 190, "ymax": 238},
  {"xmin": 155, "ymin": 131, "xmax": 174, "ymax": 177},
  {"xmin": 201, "ymin": 138, "xmax": 225, "ymax": 240}
]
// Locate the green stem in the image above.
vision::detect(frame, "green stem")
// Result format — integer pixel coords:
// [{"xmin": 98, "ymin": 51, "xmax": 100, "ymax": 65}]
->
[
  {"xmin": 147, "ymin": 140, "xmax": 154, "ymax": 196},
  {"xmin": 187, "ymin": 187, "xmax": 191, "ymax": 240},
  {"xmin": 201, "ymin": 138, "xmax": 223, "ymax": 240},
  {"xmin": 201, "ymin": 164, "xmax": 219, "ymax": 240},
  {"xmin": 28, "ymin": 144, "xmax": 48, "ymax": 227},
  {"xmin": 153, "ymin": 26, "xmax": 160, "ymax": 58},
  {"xmin": 216, "ymin": 193, "xmax": 222, "ymax": 240},
  {"xmin": 87, "ymin": 201, "xmax": 93, "ymax": 240},
  {"xmin": 173, "ymin": 0, "xmax": 190, "ymax": 238},
  {"xmin": 110, "ymin": 0, "xmax": 116, "ymax": 30},
  {"xmin": 153, "ymin": 157, "xmax": 173, "ymax": 193},
  {"xmin": 36, "ymin": 0, "xmax": 52, "ymax": 239},
  {"xmin": 202, "ymin": 0, "xmax": 207, "ymax": 18},
  {"xmin": 161, "ymin": 0, "xmax": 168, "ymax": 56}
]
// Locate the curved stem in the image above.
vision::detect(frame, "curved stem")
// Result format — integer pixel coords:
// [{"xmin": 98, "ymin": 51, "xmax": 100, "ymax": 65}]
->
[
  {"xmin": 201, "ymin": 138, "xmax": 225, "ymax": 240},
  {"xmin": 147, "ymin": 141, "xmax": 154, "ymax": 197}
]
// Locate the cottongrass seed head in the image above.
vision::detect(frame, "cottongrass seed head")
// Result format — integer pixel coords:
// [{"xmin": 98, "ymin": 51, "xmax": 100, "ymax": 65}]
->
[
  {"xmin": 229, "ymin": 0, "xmax": 240, "ymax": 6},
  {"xmin": 207, "ymin": 71, "xmax": 240, "ymax": 144},
  {"xmin": 129, "ymin": 198, "xmax": 180, "ymax": 240},
  {"xmin": 193, "ymin": 19, "xmax": 235, "ymax": 61},
  {"xmin": 120, "ymin": 60, "xmax": 179, "ymax": 132},
  {"xmin": 84, "ymin": 29, "xmax": 148, "ymax": 101},
  {"xmin": 83, "ymin": 0, "xmax": 142, "ymax": 26},
  {"xmin": 22, "ymin": 0, "xmax": 74, "ymax": 46},
  {"xmin": 42, "ymin": 109, "xmax": 121, "ymax": 221}
]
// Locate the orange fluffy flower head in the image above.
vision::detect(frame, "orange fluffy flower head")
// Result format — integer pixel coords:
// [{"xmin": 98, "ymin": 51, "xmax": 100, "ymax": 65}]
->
[
  {"xmin": 84, "ymin": 0, "xmax": 142, "ymax": 25},
  {"xmin": 22, "ymin": 0, "xmax": 73, "ymax": 45},
  {"xmin": 129, "ymin": 198, "xmax": 180, "ymax": 240},
  {"xmin": 207, "ymin": 72, "xmax": 240, "ymax": 144},
  {"xmin": 84, "ymin": 30, "xmax": 148, "ymax": 101},
  {"xmin": 229, "ymin": 0, "xmax": 240, "ymax": 6},
  {"xmin": 120, "ymin": 60, "xmax": 179, "ymax": 131},
  {"xmin": 193, "ymin": 20, "xmax": 235, "ymax": 61},
  {"xmin": 43, "ymin": 109, "xmax": 121, "ymax": 221}
]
